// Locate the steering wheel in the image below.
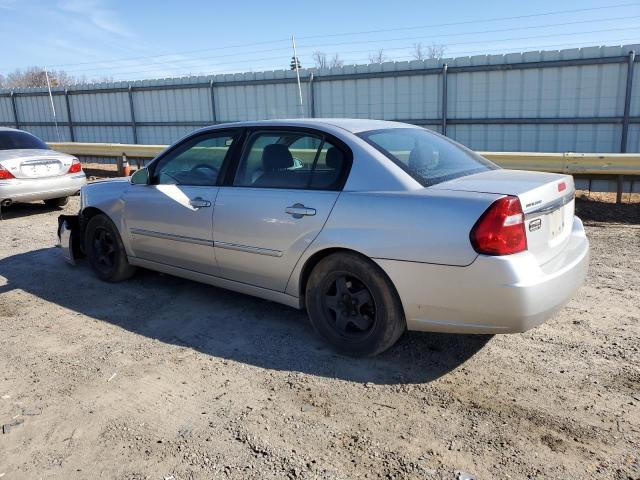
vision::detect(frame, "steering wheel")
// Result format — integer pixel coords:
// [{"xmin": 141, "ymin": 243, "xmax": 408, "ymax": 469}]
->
[
  {"xmin": 190, "ymin": 164, "xmax": 219, "ymax": 181},
  {"xmin": 289, "ymin": 157, "xmax": 304, "ymax": 170}
]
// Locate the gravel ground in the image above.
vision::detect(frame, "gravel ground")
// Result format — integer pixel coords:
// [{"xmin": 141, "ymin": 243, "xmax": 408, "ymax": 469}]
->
[{"xmin": 0, "ymin": 196, "xmax": 638, "ymax": 480}]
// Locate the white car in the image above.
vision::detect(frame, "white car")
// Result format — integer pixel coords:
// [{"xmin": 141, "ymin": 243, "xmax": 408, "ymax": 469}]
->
[
  {"xmin": 59, "ymin": 119, "xmax": 589, "ymax": 356},
  {"xmin": 0, "ymin": 127, "xmax": 86, "ymax": 209}
]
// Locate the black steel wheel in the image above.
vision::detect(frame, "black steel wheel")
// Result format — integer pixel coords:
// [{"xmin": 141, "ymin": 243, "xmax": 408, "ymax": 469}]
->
[
  {"xmin": 323, "ymin": 274, "xmax": 377, "ymax": 340},
  {"xmin": 306, "ymin": 252, "xmax": 406, "ymax": 357},
  {"xmin": 85, "ymin": 213, "xmax": 136, "ymax": 282},
  {"xmin": 92, "ymin": 227, "xmax": 116, "ymax": 271}
]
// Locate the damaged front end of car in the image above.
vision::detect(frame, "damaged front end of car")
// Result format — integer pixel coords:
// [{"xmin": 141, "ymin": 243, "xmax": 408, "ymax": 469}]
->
[{"xmin": 57, "ymin": 214, "xmax": 84, "ymax": 265}]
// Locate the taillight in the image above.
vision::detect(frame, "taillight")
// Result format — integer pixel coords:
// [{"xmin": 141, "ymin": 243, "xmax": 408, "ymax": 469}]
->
[
  {"xmin": 558, "ymin": 181, "xmax": 566, "ymax": 192},
  {"xmin": 68, "ymin": 158, "xmax": 82, "ymax": 174},
  {"xmin": 0, "ymin": 165, "xmax": 15, "ymax": 180},
  {"xmin": 470, "ymin": 195, "xmax": 527, "ymax": 256}
]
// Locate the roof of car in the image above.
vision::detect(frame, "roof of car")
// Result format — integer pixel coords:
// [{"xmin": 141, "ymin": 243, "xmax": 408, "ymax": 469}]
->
[
  {"xmin": 2, "ymin": 119, "xmax": 417, "ymax": 137},
  {"xmin": 209, "ymin": 118, "xmax": 419, "ymax": 134}
]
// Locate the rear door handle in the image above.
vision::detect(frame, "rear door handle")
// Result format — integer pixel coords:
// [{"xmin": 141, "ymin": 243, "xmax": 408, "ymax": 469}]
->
[
  {"xmin": 285, "ymin": 203, "xmax": 316, "ymax": 218},
  {"xmin": 189, "ymin": 197, "xmax": 211, "ymax": 209}
]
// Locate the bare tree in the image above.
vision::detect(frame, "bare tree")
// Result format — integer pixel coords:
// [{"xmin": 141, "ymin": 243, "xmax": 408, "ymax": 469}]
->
[
  {"xmin": 313, "ymin": 51, "xmax": 328, "ymax": 69},
  {"xmin": 368, "ymin": 49, "xmax": 387, "ymax": 64},
  {"xmin": 329, "ymin": 53, "xmax": 344, "ymax": 68},
  {"xmin": 412, "ymin": 43, "xmax": 425, "ymax": 61},
  {"xmin": 313, "ymin": 51, "xmax": 344, "ymax": 69},
  {"xmin": 411, "ymin": 43, "xmax": 446, "ymax": 61},
  {"xmin": 2, "ymin": 67, "xmax": 78, "ymax": 88},
  {"xmin": 427, "ymin": 43, "xmax": 446, "ymax": 59},
  {"xmin": 0, "ymin": 74, "xmax": 5, "ymax": 88}
]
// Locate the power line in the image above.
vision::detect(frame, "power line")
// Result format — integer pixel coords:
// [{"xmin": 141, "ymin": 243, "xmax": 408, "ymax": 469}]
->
[
  {"xmin": 31, "ymin": 2, "xmax": 640, "ymax": 72},
  {"xmin": 172, "ymin": 36, "xmax": 640, "ymax": 75},
  {"xmin": 60, "ymin": 14, "xmax": 635, "ymax": 74},
  {"xmin": 206, "ymin": 36, "xmax": 640, "ymax": 70},
  {"xmin": 296, "ymin": 23, "xmax": 640, "ymax": 51},
  {"xmin": 94, "ymin": 36, "xmax": 640, "ymax": 82},
  {"xmin": 59, "ymin": 26, "xmax": 640, "ymax": 79},
  {"xmin": 45, "ymin": 38, "xmax": 291, "ymax": 69},
  {"xmin": 297, "ymin": 2, "xmax": 640, "ymax": 40},
  {"xmin": 58, "ymin": 18, "xmax": 640, "ymax": 77}
]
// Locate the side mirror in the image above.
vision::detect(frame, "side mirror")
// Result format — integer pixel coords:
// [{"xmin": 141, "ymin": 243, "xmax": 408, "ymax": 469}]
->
[{"xmin": 130, "ymin": 167, "xmax": 150, "ymax": 185}]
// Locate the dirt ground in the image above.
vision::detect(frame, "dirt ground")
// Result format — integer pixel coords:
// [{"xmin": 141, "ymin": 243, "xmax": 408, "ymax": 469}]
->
[{"xmin": 0, "ymin": 195, "xmax": 638, "ymax": 480}]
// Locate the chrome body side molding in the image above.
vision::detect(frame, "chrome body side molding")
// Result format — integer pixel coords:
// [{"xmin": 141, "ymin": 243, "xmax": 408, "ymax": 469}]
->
[
  {"xmin": 215, "ymin": 241, "xmax": 283, "ymax": 257},
  {"xmin": 130, "ymin": 228, "xmax": 213, "ymax": 246}
]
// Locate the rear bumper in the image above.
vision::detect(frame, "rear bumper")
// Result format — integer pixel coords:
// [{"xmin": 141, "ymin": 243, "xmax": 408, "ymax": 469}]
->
[
  {"xmin": 375, "ymin": 216, "xmax": 589, "ymax": 334},
  {"xmin": 0, "ymin": 173, "xmax": 86, "ymax": 203}
]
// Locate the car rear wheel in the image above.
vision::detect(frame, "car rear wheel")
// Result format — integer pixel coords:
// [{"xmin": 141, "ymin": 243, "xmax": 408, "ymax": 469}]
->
[
  {"xmin": 85, "ymin": 214, "xmax": 136, "ymax": 282},
  {"xmin": 44, "ymin": 196, "xmax": 69, "ymax": 208},
  {"xmin": 305, "ymin": 252, "xmax": 406, "ymax": 357}
]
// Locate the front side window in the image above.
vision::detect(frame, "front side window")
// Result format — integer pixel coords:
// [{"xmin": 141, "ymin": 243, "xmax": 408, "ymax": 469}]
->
[
  {"xmin": 0, "ymin": 130, "xmax": 49, "ymax": 150},
  {"xmin": 358, "ymin": 128, "xmax": 497, "ymax": 187},
  {"xmin": 152, "ymin": 132, "xmax": 237, "ymax": 186},
  {"xmin": 233, "ymin": 131, "xmax": 347, "ymax": 190}
]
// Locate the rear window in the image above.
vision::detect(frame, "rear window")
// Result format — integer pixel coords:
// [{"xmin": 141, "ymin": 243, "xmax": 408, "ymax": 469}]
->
[
  {"xmin": 0, "ymin": 130, "xmax": 49, "ymax": 150},
  {"xmin": 358, "ymin": 128, "xmax": 497, "ymax": 187}
]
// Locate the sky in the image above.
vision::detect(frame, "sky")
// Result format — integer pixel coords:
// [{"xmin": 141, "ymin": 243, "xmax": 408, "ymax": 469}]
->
[{"xmin": 0, "ymin": 0, "xmax": 639, "ymax": 82}]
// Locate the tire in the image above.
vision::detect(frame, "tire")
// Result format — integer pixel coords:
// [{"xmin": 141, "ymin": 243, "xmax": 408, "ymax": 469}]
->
[
  {"xmin": 305, "ymin": 252, "xmax": 406, "ymax": 357},
  {"xmin": 85, "ymin": 214, "xmax": 136, "ymax": 282},
  {"xmin": 44, "ymin": 196, "xmax": 69, "ymax": 208}
]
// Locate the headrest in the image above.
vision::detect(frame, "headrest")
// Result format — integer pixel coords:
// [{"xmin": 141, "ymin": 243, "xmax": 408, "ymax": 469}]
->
[
  {"xmin": 262, "ymin": 144, "xmax": 293, "ymax": 171},
  {"xmin": 325, "ymin": 147, "xmax": 344, "ymax": 169},
  {"xmin": 408, "ymin": 142, "xmax": 432, "ymax": 171}
]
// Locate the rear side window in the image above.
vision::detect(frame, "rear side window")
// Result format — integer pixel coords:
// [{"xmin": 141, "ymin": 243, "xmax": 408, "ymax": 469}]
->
[
  {"xmin": 0, "ymin": 130, "xmax": 49, "ymax": 150},
  {"xmin": 358, "ymin": 128, "xmax": 497, "ymax": 187},
  {"xmin": 233, "ymin": 131, "xmax": 348, "ymax": 190},
  {"xmin": 309, "ymin": 142, "xmax": 346, "ymax": 189}
]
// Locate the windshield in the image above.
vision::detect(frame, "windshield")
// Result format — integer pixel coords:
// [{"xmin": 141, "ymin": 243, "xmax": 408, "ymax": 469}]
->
[
  {"xmin": 358, "ymin": 128, "xmax": 497, "ymax": 187},
  {"xmin": 0, "ymin": 130, "xmax": 49, "ymax": 150}
]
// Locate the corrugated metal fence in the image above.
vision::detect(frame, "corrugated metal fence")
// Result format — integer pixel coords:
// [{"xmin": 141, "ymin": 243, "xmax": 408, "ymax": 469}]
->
[{"xmin": 1, "ymin": 44, "xmax": 639, "ymax": 153}]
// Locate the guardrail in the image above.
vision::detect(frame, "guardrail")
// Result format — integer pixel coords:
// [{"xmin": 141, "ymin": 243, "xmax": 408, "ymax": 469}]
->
[
  {"xmin": 48, "ymin": 142, "xmax": 640, "ymax": 202},
  {"xmin": 48, "ymin": 141, "xmax": 640, "ymax": 175},
  {"xmin": 49, "ymin": 142, "xmax": 166, "ymax": 159},
  {"xmin": 479, "ymin": 152, "xmax": 640, "ymax": 176}
]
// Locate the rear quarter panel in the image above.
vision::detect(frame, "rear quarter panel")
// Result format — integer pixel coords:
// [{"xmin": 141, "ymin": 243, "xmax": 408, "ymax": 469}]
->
[{"xmin": 286, "ymin": 188, "xmax": 501, "ymax": 296}]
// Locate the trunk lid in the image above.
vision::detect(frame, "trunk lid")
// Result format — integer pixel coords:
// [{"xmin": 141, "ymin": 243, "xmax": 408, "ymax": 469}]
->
[
  {"xmin": 0, "ymin": 149, "xmax": 76, "ymax": 179},
  {"xmin": 432, "ymin": 169, "xmax": 575, "ymax": 264}
]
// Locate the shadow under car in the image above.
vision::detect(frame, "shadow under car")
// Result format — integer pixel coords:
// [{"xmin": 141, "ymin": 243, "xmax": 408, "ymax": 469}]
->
[{"xmin": 0, "ymin": 247, "xmax": 492, "ymax": 385}]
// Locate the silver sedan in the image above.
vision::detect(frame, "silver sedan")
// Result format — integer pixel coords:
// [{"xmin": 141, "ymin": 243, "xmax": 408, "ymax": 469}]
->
[
  {"xmin": 59, "ymin": 119, "xmax": 589, "ymax": 356},
  {"xmin": 0, "ymin": 127, "xmax": 86, "ymax": 209}
]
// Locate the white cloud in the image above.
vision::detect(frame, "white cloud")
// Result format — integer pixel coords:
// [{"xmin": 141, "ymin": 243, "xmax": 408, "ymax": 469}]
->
[{"xmin": 56, "ymin": 0, "xmax": 133, "ymax": 38}]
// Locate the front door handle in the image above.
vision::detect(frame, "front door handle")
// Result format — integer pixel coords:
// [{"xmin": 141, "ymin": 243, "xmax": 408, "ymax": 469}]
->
[
  {"xmin": 189, "ymin": 197, "xmax": 211, "ymax": 209},
  {"xmin": 285, "ymin": 203, "xmax": 316, "ymax": 218}
]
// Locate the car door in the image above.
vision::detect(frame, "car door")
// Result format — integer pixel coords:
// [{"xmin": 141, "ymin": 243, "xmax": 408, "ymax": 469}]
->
[
  {"xmin": 213, "ymin": 129, "xmax": 351, "ymax": 291},
  {"xmin": 122, "ymin": 129, "xmax": 241, "ymax": 275}
]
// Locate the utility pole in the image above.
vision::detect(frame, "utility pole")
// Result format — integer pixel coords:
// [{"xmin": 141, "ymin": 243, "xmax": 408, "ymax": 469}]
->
[
  {"xmin": 291, "ymin": 35, "xmax": 304, "ymax": 117},
  {"xmin": 44, "ymin": 67, "xmax": 61, "ymax": 141}
]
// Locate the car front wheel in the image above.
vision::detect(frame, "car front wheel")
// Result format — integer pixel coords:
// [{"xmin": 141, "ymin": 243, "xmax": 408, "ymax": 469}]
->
[
  {"xmin": 85, "ymin": 213, "xmax": 136, "ymax": 282},
  {"xmin": 305, "ymin": 252, "xmax": 406, "ymax": 357}
]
